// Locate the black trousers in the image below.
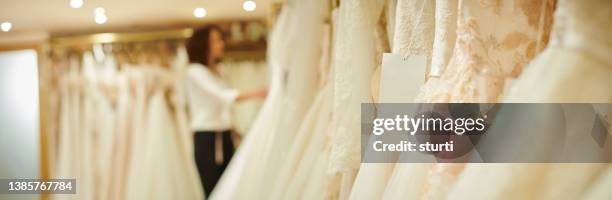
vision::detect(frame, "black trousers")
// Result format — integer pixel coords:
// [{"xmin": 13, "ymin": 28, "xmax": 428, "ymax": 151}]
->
[{"xmin": 193, "ymin": 130, "xmax": 235, "ymax": 196}]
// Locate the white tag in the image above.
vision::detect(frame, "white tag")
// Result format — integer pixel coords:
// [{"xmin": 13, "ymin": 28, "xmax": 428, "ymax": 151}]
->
[{"xmin": 379, "ymin": 53, "xmax": 427, "ymax": 103}]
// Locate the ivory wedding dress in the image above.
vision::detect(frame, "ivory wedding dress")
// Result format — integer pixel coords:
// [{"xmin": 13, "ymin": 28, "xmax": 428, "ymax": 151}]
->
[
  {"xmin": 254, "ymin": 1, "xmax": 325, "ymax": 196},
  {"xmin": 169, "ymin": 47, "xmax": 205, "ymax": 199},
  {"xmin": 268, "ymin": 20, "xmax": 334, "ymax": 200},
  {"xmin": 81, "ymin": 52, "xmax": 119, "ymax": 200},
  {"xmin": 108, "ymin": 68, "xmax": 136, "ymax": 200},
  {"xmin": 580, "ymin": 165, "xmax": 612, "ymax": 199},
  {"xmin": 415, "ymin": 0, "xmax": 459, "ymax": 95},
  {"xmin": 209, "ymin": 5, "xmax": 290, "ymax": 197},
  {"xmin": 42, "ymin": 57, "xmax": 63, "ymax": 181},
  {"xmin": 351, "ymin": 0, "xmax": 435, "ymax": 199},
  {"xmin": 417, "ymin": 0, "xmax": 554, "ymax": 103},
  {"xmin": 447, "ymin": 0, "xmax": 612, "ymax": 199},
  {"xmin": 386, "ymin": 0, "xmax": 555, "ymax": 199},
  {"xmin": 504, "ymin": 0, "xmax": 612, "ymax": 102},
  {"xmin": 123, "ymin": 68, "xmax": 203, "ymax": 200},
  {"xmin": 124, "ymin": 67, "xmax": 149, "ymax": 200},
  {"xmin": 210, "ymin": 0, "xmax": 324, "ymax": 198},
  {"xmin": 53, "ymin": 57, "xmax": 81, "ymax": 200},
  {"xmin": 327, "ymin": 0, "xmax": 385, "ymax": 199},
  {"xmin": 272, "ymin": 83, "xmax": 334, "ymax": 200}
]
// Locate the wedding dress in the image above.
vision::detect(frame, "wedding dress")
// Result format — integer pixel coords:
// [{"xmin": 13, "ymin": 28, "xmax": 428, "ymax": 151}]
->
[
  {"xmin": 268, "ymin": 21, "xmax": 334, "ymax": 200},
  {"xmin": 416, "ymin": 0, "xmax": 459, "ymax": 95},
  {"xmin": 580, "ymin": 165, "xmax": 612, "ymax": 199},
  {"xmin": 81, "ymin": 51, "xmax": 119, "ymax": 200},
  {"xmin": 50, "ymin": 47, "xmax": 203, "ymax": 200},
  {"xmin": 503, "ymin": 0, "xmax": 612, "ymax": 102},
  {"xmin": 272, "ymin": 83, "xmax": 334, "ymax": 200},
  {"xmin": 429, "ymin": 0, "xmax": 458, "ymax": 77},
  {"xmin": 254, "ymin": 0, "xmax": 325, "ymax": 195},
  {"xmin": 124, "ymin": 67, "xmax": 203, "ymax": 200},
  {"xmin": 387, "ymin": 0, "xmax": 555, "ymax": 199},
  {"xmin": 148, "ymin": 76, "xmax": 198, "ymax": 200},
  {"xmin": 364, "ymin": 0, "xmax": 440, "ymax": 199},
  {"xmin": 124, "ymin": 67, "xmax": 150, "ymax": 200},
  {"xmin": 53, "ymin": 57, "xmax": 81, "ymax": 200},
  {"xmin": 80, "ymin": 52, "xmax": 99, "ymax": 200},
  {"xmin": 327, "ymin": 0, "xmax": 385, "ymax": 199},
  {"xmin": 417, "ymin": 0, "xmax": 554, "ymax": 103},
  {"xmin": 446, "ymin": 0, "xmax": 612, "ymax": 199},
  {"xmin": 210, "ymin": 0, "xmax": 324, "ymax": 198},
  {"xmin": 96, "ymin": 58, "xmax": 118, "ymax": 200},
  {"xmin": 42, "ymin": 57, "xmax": 63, "ymax": 181},
  {"xmin": 108, "ymin": 68, "xmax": 136, "ymax": 200},
  {"xmin": 169, "ymin": 46, "xmax": 205, "ymax": 199},
  {"xmin": 351, "ymin": 0, "xmax": 435, "ymax": 199}
]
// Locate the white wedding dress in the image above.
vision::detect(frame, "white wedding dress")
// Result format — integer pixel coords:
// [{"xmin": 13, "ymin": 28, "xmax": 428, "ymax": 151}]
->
[
  {"xmin": 268, "ymin": 20, "xmax": 334, "ymax": 199},
  {"xmin": 108, "ymin": 68, "xmax": 136, "ymax": 200},
  {"xmin": 82, "ymin": 52, "xmax": 118, "ymax": 200},
  {"xmin": 124, "ymin": 67, "xmax": 203, "ymax": 200},
  {"xmin": 169, "ymin": 47, "xmax": 205, "ymax": 199},
  {"xmin": 53, "ymin": 57, "xmax": 82, "ymax": 200},
  {"xmin": 255, "ymin": 2, "xmax": 325, "ymax": 195},
  {"xmin": 210, "ymin": 0, "xmax": 324, "ymax": 199},
  {"xmin": 123, "ymin": 67, "xmax": 149, "ymax": 200}
]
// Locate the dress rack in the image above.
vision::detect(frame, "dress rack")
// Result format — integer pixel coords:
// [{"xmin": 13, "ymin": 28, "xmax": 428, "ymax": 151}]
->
[{"xmin": 48, "ymin": 28, "xmax": 266, "ymax": 62}]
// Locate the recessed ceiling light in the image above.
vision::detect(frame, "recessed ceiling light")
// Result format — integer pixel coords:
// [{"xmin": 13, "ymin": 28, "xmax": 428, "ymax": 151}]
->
[
  {"xmin": 94, "ymin": 7, "xmax": 105, "ymax": 15},
  {"xmin": 243, "ymin": 1, "xmax": 256, "ymax": 12},
  {"xmin": 1, "ymin": 22, "xmax": 12, "ymax": 32},
  {"xmin": 93, "ymin": 7, "xmax": 107, "ymax": 24},
  {"xmin": 70, "ymin": 0, "xmax": 83, "ymax": 8},
  {"xmin": 95, "ymin": 14, "xmax": 107, "ymax": 24},
  {"xmin": 193, "ymin": 7, "xmax": 207, "ymax": 18}
]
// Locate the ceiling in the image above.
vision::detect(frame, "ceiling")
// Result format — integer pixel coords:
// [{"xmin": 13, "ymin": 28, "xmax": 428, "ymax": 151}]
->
[{"xmin": 0, "ymin": 0, "xmax": 271, "ymax": 44}]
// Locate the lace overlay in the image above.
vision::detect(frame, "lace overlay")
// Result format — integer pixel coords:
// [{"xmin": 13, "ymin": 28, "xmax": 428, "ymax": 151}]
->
[
  {"xmin": 448, "ymin": 0, "xmax": 611, "ymax": 199},
  {"xmin": 504, "ymin": 0, "xmax": 612, "ymax": 102},
  {"xmin": 430, "ymin": 0, "xmax": 459, "ymax": 77},
  {"xmin": 417, "ymin": 0, "xmax": 554, "ymax": 103},
  {"xmin": 328, "ymin": 0, "xmax": 385, "ymax": 174},
  {"xmin": 407, "ymin": 1, "xmax": 555, "ymax": 200}
]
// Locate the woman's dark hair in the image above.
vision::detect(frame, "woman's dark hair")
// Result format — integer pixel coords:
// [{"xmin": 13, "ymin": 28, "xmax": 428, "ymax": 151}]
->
[{"xmin": 186, "ymin": 25, "xmax": 223, "ymax": 66}]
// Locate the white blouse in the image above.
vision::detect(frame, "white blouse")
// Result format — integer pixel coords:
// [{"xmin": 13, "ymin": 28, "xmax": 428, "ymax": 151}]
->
[{"xmin": 185, "ymin": 63, "xmax": 239, "ymax": 131}]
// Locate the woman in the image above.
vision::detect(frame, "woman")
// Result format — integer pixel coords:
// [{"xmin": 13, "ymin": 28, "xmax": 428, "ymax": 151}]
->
[{"xmin": 185, "ymin": 25, "xmax": 267, "ymax": 196}]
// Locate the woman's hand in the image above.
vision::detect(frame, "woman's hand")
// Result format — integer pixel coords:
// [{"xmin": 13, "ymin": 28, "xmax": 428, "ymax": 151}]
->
[
  {"xmin": 251, "ymin": 87, "xmax": 268, "ymax": 98},
  {"xmin": 236, "ymin": 87, "xmax": 268, "ymax": 101}
]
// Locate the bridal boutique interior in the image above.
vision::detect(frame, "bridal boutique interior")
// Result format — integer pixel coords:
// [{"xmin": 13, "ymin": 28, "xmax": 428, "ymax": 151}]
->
[{"xmin": 0, "ymin": 0, "xmax": 611, "ymax": 200}]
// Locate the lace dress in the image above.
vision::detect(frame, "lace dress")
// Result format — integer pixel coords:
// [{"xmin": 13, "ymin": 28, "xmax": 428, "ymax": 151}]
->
[
  {"xmin": 417, "ymin": 0, "xmax": 554, "ymax": 103},
  {"xmin": 327, "ymin": 0, "xmax": 385, "ymax": 199},
  {"xmin": 352, "ymin": 0, "xmax": 435, "ymax": 199},
  {"xmin": 448, "ymin": 0, "xmax": 612, "ymax": 199},
  {"xmin": 504, "ymin": 0, "xmax": 612, "ymax": 102},
  {"xmin": 388, "ymin": 0, "xmax": 555, "ymax": 199}
]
